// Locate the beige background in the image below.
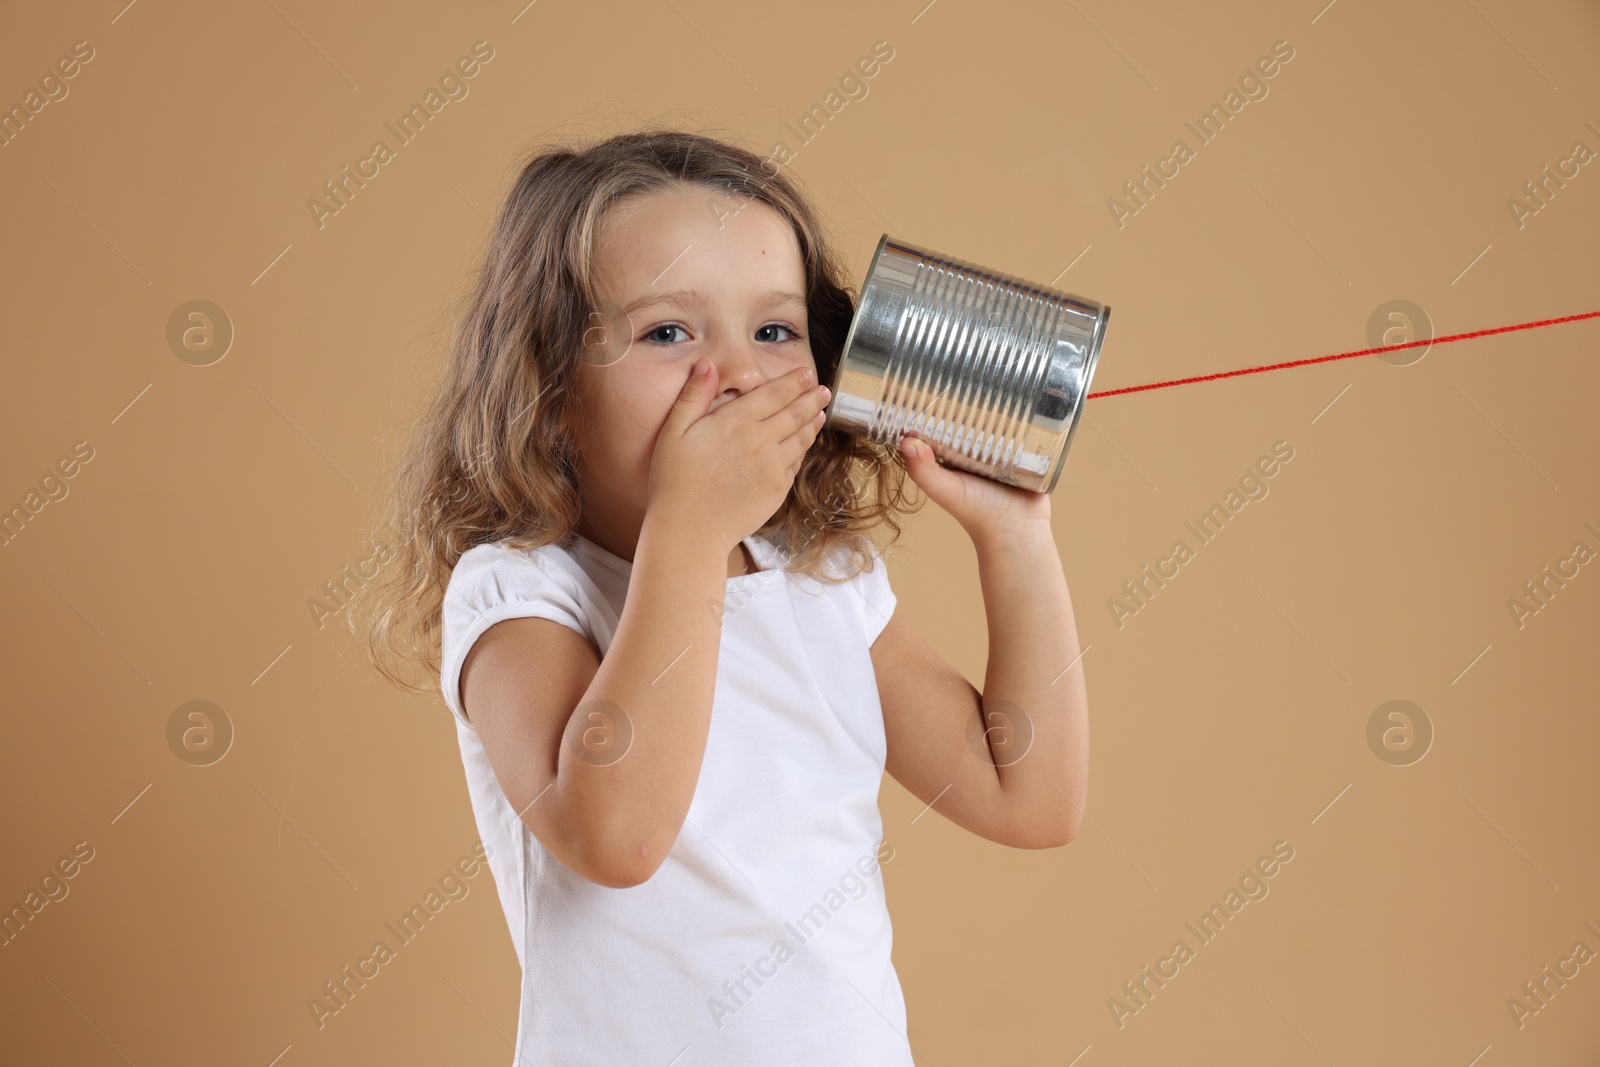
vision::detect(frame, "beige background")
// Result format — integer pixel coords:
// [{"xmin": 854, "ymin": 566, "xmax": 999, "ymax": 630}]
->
[{"xmin": 3, "ymin": 0, "xmax": 1599, "ymax": 1062}]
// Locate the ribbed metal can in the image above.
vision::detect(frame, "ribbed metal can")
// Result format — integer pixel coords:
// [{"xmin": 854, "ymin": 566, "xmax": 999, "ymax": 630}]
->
[{"xmin": 824, "ymin": 234, "xmax": 1111, "ymax": 494}]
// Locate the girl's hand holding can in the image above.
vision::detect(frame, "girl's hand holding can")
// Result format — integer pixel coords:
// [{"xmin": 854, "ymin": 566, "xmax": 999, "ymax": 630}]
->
[
  {"xmin": 647, "ymin": 359, "xmax": 830, "ymax": 552},
  {"xmin": 898, "ymin": 431, "xmax": 1054, "ymax": 552}
]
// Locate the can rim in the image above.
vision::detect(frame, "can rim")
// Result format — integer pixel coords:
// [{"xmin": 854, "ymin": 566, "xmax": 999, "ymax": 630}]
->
[
  {"xmin": 1044, "ymin": 301, "xmax": 1111, "ymax": 495},
  {"xmin": 823, "ymin": 232, "xmax": 893, "ymax": 429}
]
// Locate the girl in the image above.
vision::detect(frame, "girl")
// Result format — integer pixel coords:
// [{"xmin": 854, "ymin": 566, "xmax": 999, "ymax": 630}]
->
[{"xmin": 360, "ymin": 126, "xmax": 1089, "ymax": 1065}]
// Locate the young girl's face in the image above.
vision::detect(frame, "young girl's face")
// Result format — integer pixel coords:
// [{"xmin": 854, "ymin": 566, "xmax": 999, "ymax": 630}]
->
[{"xmin": 574, "ymin": 183, "xmax": 817, "ymax": 539}]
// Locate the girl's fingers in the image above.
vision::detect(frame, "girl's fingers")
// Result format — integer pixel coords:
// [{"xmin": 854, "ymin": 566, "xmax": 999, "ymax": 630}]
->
[
  {"xmin": 772, "ymin": 381, "xmax": 827, "ymax": 442},
  {"xmin": 779, "ymin": 406, "xmax": 827, "ymax": 453},
  {"xmin": 772, "ymin": 385, "xmax": 830, "ymax": 436},
  {"xmin": 740, "ymin": 366, "xmax": 817, "ymax": 423}
]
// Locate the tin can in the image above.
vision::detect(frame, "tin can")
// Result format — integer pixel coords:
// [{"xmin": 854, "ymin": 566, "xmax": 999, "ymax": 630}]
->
[{"xmin": 824, "ymin": 234, "xmax": 1111, "ymax": 493}]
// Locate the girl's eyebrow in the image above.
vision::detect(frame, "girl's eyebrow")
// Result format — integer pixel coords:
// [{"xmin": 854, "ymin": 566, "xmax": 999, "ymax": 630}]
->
[{"xmin": 619, "ymin": 288, "xmax": 806, "ymax": 316}]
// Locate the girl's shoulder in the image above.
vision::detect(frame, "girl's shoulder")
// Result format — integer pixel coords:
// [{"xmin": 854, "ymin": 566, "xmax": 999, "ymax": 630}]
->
[
  {"xmin": 438, "ymin": 537, "xmax": 603, "ymax": 725},
  {"xmin": 449, "ymin": 536, "xmax": 585, "ymax": 588},
  {"xmin": 443, "ymin": 536, "xmax": 603, "ymax": 630}
]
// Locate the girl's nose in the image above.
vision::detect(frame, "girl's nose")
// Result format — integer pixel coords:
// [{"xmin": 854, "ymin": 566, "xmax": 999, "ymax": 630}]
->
[{"xmin": 708, "ymin": 338, "xmax": 765, "ymax": 410}]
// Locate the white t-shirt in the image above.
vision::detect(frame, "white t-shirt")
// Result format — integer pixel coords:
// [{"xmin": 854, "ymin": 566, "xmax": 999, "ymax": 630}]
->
[{"xmin": 438, "ymin": 528, "xmax": 914, "ymax": 1066}]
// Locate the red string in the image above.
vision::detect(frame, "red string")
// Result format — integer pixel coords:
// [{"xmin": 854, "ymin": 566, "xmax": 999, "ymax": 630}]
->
[{"xmin": 1085, "ymin": 309, "xmax": 1600, "ymax": 400}]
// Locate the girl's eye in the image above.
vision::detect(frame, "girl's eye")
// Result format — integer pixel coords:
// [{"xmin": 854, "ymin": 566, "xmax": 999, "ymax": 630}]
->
[
  {"xmin": 643, "ymin": 324, "xmax": 689, "ymax": 346},
  {"xmin": 756, "ymin": 323, "xmax": 803, "ymax": 344},
  {"xmin": 643, "ymin": 323, "xmax": 805, "ymax": 346}
]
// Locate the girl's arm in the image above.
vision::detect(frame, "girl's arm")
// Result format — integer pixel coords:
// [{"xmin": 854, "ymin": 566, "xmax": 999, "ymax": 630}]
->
[
  {"xmin": 460, "ymin": 508, "xmax": 732, "ymax": 888},
  {"xmin": 870, "ymin": 436, "xmax": 1089, "ymax": 848},
  {"xmin": 872, "ymin": 523, "xmax": 1088, "ymax": 848}
]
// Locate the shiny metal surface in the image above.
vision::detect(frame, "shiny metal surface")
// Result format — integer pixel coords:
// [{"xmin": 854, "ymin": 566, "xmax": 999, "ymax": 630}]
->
[{"xmin": 825, "ymin": 234, "xmax": 1111, "ymax": 493}]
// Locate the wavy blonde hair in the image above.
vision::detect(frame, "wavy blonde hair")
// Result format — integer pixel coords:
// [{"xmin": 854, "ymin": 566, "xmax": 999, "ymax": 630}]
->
[{"xmin": 357, "ymin": 124, "xmax": 921, "ymax": 695}]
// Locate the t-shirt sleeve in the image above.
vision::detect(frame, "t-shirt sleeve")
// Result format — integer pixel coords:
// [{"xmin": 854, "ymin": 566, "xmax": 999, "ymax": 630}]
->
[
  {"xmin": 851, "ymin": 540, "xmax": 898, "ymax": 647},
  {"xmin": 439, "ymin": 544, "xmax": 592, "ymax": 727}
]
